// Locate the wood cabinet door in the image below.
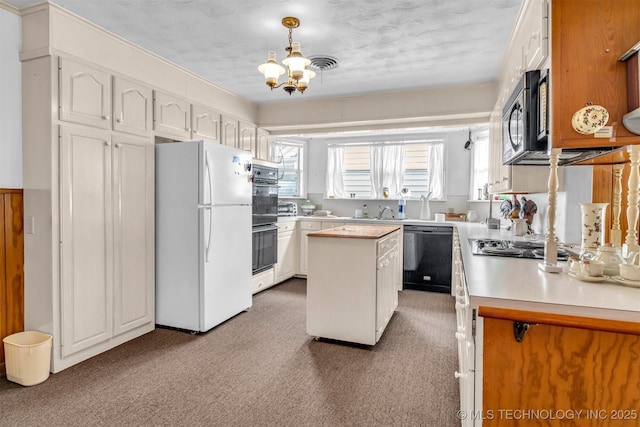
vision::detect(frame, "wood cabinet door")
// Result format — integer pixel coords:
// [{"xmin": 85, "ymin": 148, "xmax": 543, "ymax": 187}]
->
[
  {"xmin": 153, "ymin": 91, "xmax": 191, "ymax": 140},
  {"xmin": 239, "ymin": 121, "xmax": 256, "ymax": 155},
  {"xmin": 112, "ymin": 135, "xmax": 154, "ymax": 336},
  {"xmin": 112, "ymin": 76, "xmax": 152, "ymax": 137},
  {"xmin": 59, "ymin": 57, "xmax": 111, "ymax": 129},
  {"xmin": 221, "ymin": 115, "xmax": 239, "ymax": 148},
  {"xmin": 551, "ymin": 0, "xmax": 640, "ymax": 148},
  {"xmin": 192, "ymin": 104, "xmax": 221, "ymax": 143},
  {"xmin": 60, "ymin": 126, "xmax": 113, "ymax": 356},
  {"xmin": 482, "ymin": 311, "xmax": 640, "ymax": 427}
]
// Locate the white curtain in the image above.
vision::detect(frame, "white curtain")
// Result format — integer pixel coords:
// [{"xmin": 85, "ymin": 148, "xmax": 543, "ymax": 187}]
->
[
  {"xmin": 370, "ymin": 144, "xmax": 405, "ymax": 198},
  {"xmin": 325, "ymin": 145, "xmax": 346, "ymax": 198},
  {"xmin": 427, "ymin": 143, "xmax": 444, "ymax": 199}
]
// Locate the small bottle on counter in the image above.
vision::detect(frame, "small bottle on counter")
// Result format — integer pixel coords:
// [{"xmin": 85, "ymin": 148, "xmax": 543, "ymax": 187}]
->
[
  {"xmin": 362, "ymin": 204, "xmax": 369, "ymax": 218},
  {"xmin": 397, "ymin": 199, "xmax": 406, "ymax": 219}
]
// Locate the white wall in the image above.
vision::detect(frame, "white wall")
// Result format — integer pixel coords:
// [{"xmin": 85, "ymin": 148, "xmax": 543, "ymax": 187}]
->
[
  {"xmin": 0, "ymin": 7, "xmax": 22, "ymax": 188},
  {"xmin": 289, "ymin": 128, "xmax": 475, "ymax": 218}
]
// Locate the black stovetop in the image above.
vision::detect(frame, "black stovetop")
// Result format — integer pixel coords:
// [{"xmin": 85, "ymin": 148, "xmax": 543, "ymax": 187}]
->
[{"xmin": 468, "ymin": 238, "xmax": 569, "ymax": 261}]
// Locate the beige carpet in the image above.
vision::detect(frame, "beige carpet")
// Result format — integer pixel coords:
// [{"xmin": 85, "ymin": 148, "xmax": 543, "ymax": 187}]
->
[{"xmin": 0, "ymin": 278, "xmax": 460, "ymax": 427}]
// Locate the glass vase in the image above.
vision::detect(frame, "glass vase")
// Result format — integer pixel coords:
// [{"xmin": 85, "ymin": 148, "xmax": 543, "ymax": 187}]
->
[{"xmin": 579, "ymin": 202, "xmax": 609, "ymax": 253}]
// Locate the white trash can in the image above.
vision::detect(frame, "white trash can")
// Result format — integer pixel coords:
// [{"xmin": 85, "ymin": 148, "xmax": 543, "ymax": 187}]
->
[{"xmin": 3, "ymin": 331, "xmax": 52, "ymax": 386}]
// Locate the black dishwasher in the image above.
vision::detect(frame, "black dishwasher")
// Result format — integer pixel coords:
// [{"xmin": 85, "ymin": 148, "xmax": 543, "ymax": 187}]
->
[{"xmin": 403, "ymin": 225, "xmax": 453, "ymax": 293}]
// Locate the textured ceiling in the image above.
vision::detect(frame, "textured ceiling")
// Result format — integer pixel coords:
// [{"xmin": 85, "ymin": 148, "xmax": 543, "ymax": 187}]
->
[{"xmin": 5, "ymin": 0, "xmax": 523, "ymax": 104}]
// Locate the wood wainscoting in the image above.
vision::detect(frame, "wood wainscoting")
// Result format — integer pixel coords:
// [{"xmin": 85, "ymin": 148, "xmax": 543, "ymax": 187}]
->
[{"xmin": 0, "ymin": 189, "xmax": 24, "ymax": 375}]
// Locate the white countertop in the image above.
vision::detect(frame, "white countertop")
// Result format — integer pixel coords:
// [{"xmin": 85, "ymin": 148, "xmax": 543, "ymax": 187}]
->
[
  {"xmin": 284, "ymin": 215, "xmax": 640, "ymax": 322},
  {"xmin": 454, "ymin": 223, "xmax": 640, "ymax": 323}
]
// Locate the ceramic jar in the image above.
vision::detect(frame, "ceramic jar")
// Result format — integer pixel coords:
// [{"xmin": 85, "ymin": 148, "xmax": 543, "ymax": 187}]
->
[{"xmin": 579, "ymin": 202, "xmax": 609, "ymax": 254}]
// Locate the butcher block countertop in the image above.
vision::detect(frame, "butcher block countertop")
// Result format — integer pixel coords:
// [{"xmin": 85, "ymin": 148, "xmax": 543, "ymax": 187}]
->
[{"xmin": 308, "ymin": 224, "xmax": 400, "ymax": 239}]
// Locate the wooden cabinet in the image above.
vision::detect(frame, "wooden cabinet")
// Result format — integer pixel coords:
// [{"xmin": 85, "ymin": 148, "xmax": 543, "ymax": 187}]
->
[
  {"xmin": 59, "ymin": 57, "xmax": 111, "ymax": 129},
  {"xmin": 480, "ymin": 307, "xmax": 640, "ymax": 427},
  {"xmin": 551, "ymin": 0, "xmax": 640, "ymax": 149},
  {"xmin": 274, "ymin": 221, "xmax": 297, "ymax": 284},
  {"xmin": 306, "ymin": 228, "xmax": 400, "ymax": 345},
  {"xmin": 0, "ymin": 190, "xmax": 24, "ymax": 375},
  {"xmin": 59, "ymin": 127, "xmax": 154, "ymax": 357},
  {"xmin": 192, "ymin": 104, "xmax": 221, "ymax": 143},
  {"xmin": 221, "ymin": 115, "xmax": 239, "ymax": 148},
  {"xmin": 256, "ymin": 128, "xmax": 271, "ymax": 161},
  {"xmin": 153, "ymin": 91, "xmax": 191, "ymax": 140},
  {"xmin": 112, "ymin": 76, "xmax": 152, "ymax": 137},
  {"xmin": 298, "ymin": 220, "xmax": 322, "ymax": 276},
  {"xmin": 239, "ymin": 121, "xmax": 256, "ymax": 155}
]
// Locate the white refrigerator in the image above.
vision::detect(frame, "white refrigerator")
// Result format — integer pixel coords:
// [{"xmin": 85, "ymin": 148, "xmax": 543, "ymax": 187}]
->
[{"xmin": 155, "ymin": 140, "xmax": 253, "ymax": 332}]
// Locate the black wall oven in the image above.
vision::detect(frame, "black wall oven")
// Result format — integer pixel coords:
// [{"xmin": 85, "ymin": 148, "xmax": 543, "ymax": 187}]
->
[{"xmin": 252, "ymin": 162, "xmax": 279, "ymax": 274}]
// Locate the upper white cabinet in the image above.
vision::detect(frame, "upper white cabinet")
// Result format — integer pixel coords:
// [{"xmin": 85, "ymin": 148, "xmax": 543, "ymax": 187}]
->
[
  {"xmin": 192, "ymin": 104, "xmax": 221, "ymax": 143},
  {"xmin": 256, "ymin": 128, "xmax": 270, "ymax": 161},
  {"xmin": 221, "ymin": 115, "xmax": 239, "ymax": 148},
  {"xmin": 239, "ymin": 121, "xmax": 256, "ymax": 155},
  {"xmin": 59, "ymin": 58, "xmax": 153, "ymax": 136},
  {"xmin": 112, "ymin": 76, "xmax": 152, "ymax": 137},
  {"xmin": 153, "ymin": 91, "xmax": 191, "ymax": 140},
  {"xmin": 59, "ymin": 57, "xmax": 111, "ymax": 129}
]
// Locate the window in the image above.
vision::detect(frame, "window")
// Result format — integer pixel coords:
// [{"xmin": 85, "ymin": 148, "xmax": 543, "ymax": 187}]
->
[
  {"xmin": 326, "ymin": 136, "xmax": 446, "ymax": 200},
  {"xmin": 271, "ymin": 139, "xmax": 305, "ymax": 197}
]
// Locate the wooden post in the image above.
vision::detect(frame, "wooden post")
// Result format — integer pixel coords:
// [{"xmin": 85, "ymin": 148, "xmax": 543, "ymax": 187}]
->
[
  {"xmin": 539, "ymin": 148, "xmax": 562, "ymax": 273},
  {"xmin": 624, "ymin": 146, "xmax": 640, "ymax": 257},
  {"xmin": 611, "ymin": 164, "xmax": 624, "ymax": 247}
]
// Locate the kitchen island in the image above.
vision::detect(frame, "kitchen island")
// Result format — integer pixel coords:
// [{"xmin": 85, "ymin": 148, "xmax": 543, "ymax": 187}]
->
[{"xmin": 306, "ymin": 224, "xmax": 401, "ymax": 345}]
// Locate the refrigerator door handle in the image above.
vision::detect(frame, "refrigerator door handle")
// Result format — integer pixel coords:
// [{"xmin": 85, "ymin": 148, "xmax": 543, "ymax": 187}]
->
[
  {"xmin": 204, "ymin": 206, "xmax": 213, "ymax": 263},
  {"xmin": 204, "ymin": 149, "xmax": 213, "ymax": 206}
]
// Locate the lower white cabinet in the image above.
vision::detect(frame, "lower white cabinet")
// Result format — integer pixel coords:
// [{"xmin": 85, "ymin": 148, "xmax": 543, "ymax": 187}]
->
[
  {"xmin": 306, "ymin": 228, "xmax": 400, "ymax": 345},
  {"xmin": 26, "ymin": 123, "xmax": 155, "ymax": 372},
  {"xmin": 298, "ymin": 220, "xmax": 322, "ymax": 276},
  {"xmin": 274, "ymin": 221, "xmax": 298, "ymax": 283},
  {"xmin": 453, "ymin": 229, "xmax": 475, "ymax": 427},
  {"xmin": 252, "ymin": 268, "xmax": 275, "ymax": 295}
]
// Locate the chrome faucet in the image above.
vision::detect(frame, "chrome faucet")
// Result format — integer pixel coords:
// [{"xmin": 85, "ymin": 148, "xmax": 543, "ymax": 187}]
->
[{"xmin": 377, "ymin": 204, "xmax": 394, "ymax": 219}]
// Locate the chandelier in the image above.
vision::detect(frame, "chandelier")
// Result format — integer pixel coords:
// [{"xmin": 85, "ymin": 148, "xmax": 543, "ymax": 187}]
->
[{"xmin": 258, "ymin": 17, "xmax": 316, "ymax": 95}]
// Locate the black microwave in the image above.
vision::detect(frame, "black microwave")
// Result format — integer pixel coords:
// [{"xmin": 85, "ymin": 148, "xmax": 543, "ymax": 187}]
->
[{"xmin": 502, "ymin": 69, "xmax": 549, "ymax": 165}]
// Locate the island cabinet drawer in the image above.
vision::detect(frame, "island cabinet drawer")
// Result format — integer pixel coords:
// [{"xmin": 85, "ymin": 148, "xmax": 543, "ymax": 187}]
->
[
  {"xmin": 299, "ymin": 221, "xmax": 322, "ymax": 231},
  {"xmin": 277, "ymin": 222, "xmax": 297, "ymax": 232},
  {"xmin": 377, "ymin": 231, "xmax": 399, "ymax": 256}
]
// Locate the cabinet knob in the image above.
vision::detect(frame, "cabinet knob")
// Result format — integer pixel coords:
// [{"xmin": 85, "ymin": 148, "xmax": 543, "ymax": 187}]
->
[
  {"xmin": 105, "ymin": 141, "xmax": 111, "ymax": 146},
  {"xmin": 115, "ymin": 143, "xmax": 122, "ymax": 148},
  {"xmin": 116, "ymin": 118, "xmax": 123, "ymax": 123},
  {"xmin": 103, "ymin": 115, "xmax": 110, "ymax": 120}
]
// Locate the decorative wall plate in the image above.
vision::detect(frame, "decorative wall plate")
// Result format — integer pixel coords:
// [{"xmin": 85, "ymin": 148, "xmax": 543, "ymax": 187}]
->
[{"xmin": 571, "ymin": 104, "xmax": 609, "ymax": 135}]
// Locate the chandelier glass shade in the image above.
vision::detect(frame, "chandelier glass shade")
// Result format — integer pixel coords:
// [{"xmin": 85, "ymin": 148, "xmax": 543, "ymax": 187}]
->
[{"xmin": 258, "ymin": 17, "xmax": 316, "ymax": 95}]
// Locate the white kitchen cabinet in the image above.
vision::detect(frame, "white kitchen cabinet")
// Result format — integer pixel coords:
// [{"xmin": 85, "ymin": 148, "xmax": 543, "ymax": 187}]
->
[
  {"xmin": 452, "ymin": 229, "xmax": 475, "ymax": 427},
  {"xmin": 111, "ymin": 134, "xmax": 155, "ymax": 336},
  {"xmin": 153, "ymin": 91, "xmax": 191, "ymax": 140},
  {"xmin": 192, "ymin": 103, "xmax": 221, "ymax": 143},
  {"xmin": 321, "ymin": 221, "xmax": 346, "ymax": 229},
  {"xmin": 306, "ymin": 227, "xmax": 400, "ymax": 345},
  {"xmin": 59, "ymin": 126, "xmax": 154, "ymax": 357},
  {"xmin": 298, "ymin": 220, "xmax": 322, "ymax": 276},
  {"xmin": 221, "ymin": 115, "xmax": 239, "ymax": 148},
  {"xmin": 252, "ymin": 267, "xmax": 275, "ymax": 295},
  {"xmin": 59, "ymin": 57, "xmax": 111, "ymax": 129},
  {"xmin": 274, "ymin": 221, "xmax": 298, "ymax": 284},
  {"xmin": 256, "ymin": 128, "xmax": 270, "ymax": 161},
  {"xmin": 112, "ymin": 76, "xmax": 152, "ymax": 137},
  {"xmin": 239, "ymin": 121, "xmax": 256, "ymax": 155},
  {"xmin": 59, "ymin": 126, "xmax": 113, "ymax": 356}
]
